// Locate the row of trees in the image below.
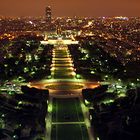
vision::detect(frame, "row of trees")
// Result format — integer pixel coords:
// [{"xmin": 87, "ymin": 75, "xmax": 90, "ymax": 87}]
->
[
  {"xmin": 0, "ymin": 34, "xmax": 53, "ymax": 82},
  {"xmin": 0, "ymin": 85, "xmax": 49, "ymax": 139}
]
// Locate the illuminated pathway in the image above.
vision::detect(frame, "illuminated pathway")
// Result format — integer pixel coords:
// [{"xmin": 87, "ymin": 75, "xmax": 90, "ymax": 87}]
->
[
  {"xmin": 43, "ymin": 45, "xmax": 88, "ymax": 96},
  {"xmin": 51, "ymin": 45, "xmax": 76, "ymax": 80}
]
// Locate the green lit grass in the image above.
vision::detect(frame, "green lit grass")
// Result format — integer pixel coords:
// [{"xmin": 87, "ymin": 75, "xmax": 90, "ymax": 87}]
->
[
  {"xmin": 52, "ymin": 98, "xmax": 84, "ymax": 122},
  {"xmin": 53, "ymin": 74, "xmax": 74, "ymax": 79},
  {"xmin": 53, "ymin": 69, "xmax": 73, "ymax": 73},
  {"xmin": 53, "ymin": 61, "xmax": 72, "ymax": 64},
  {"xmin": 51, "ymin": 124, "xmax": 89, "ymax": 140}
]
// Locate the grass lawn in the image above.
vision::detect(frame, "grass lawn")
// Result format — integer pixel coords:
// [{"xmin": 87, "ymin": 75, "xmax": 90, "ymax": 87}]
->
[
  {"xmin": 54, "ymin": 60, "xmax": 72, "ymax": 64},
  {"xmin": 51, "ymin": 124, "xmax": 89, "ymax": 140},
  {"xmin": 53, "ymin": 74, "xmax": 74, "ymax": 79},
  {"xmin": 52, "ymin": 63, "xmax": 73, "ymax": 67},
  {"xmin": 52, "ymin": 98, "xmax": 84, "ymax": 122},
  {"xmin": 53, "ymin": 69, "xmax": 73, "ymax": 73}
]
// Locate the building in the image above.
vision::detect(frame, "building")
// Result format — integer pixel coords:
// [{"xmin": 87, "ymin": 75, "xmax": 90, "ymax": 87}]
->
[
  {"xmin": 45, "ymin": 6, "xmax": 52, "ymax": 23},
  {"xmin": 56, "ymin": 25, "xmax": 62, "ymax": 35}
]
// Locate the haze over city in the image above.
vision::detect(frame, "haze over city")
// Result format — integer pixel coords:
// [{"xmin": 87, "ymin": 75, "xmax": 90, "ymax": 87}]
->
[{"xmin": 0, "ymin": 0, "xmax": 140, "ymax": 17}]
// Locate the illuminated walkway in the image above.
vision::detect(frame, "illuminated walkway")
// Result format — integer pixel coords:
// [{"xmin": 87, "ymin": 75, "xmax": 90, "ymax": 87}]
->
[{"xmin": 51, "ymin": 45, "xmax": 76, "ymax": 80}]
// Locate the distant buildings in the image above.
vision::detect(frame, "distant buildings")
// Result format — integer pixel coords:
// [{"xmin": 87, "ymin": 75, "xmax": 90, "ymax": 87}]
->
[{"xmin": 45, "ymin": 6, "xmax": 52, "ymax": 23}]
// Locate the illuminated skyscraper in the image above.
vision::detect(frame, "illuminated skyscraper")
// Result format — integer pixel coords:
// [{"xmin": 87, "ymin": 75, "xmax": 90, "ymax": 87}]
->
[{"xmin": 45, "ymin": 6, "xmax": 51, "ymax": 23}]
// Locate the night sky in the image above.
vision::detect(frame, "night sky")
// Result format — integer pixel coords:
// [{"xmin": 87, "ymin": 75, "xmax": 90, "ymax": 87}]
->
[{"xmin": 0, "ymin": 0, "xmax": 139, "ymax": 17}]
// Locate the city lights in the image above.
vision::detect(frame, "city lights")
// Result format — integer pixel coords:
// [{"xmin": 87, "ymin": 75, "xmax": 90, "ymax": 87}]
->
[{"xmin": 0, "ymin": 1, "xmax": 140, "ymax": 140}]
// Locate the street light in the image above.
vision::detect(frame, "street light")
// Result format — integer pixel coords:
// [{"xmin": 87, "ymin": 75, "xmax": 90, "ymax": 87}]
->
[{"xmin": 76, "ymin": 74, "xmax": 81, "ymax": 79}]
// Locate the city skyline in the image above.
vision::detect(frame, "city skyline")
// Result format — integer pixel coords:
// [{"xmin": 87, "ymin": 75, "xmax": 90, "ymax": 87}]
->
[
  {"xmin": 0, "ymin": 0, "xmax": 140, "ymax": 17},
  {"xmin": 0, "ymin": 1, "xmax": 140, "ymax": 140}
]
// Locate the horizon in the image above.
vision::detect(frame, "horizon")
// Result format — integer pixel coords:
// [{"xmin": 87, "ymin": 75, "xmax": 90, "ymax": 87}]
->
[{"xmin": 0, "ymin": 15, "xmax": 139, "ymax": 18}]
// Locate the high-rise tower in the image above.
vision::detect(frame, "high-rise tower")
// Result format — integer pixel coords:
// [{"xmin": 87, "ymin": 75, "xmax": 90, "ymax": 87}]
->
[{"xmin": 45, "ymin": 6, "xmax": 51, "ymax": 23}]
